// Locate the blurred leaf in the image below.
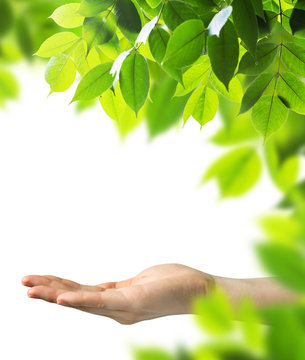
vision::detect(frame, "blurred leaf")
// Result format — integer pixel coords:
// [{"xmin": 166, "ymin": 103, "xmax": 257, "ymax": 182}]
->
[
  {"xmin": 257, "ymin": 243, "xmax": 305, "ymax": 293},
  {"xmin": 192, "ymin": 288, "xmax": 234, "ymax": 335},
  {"xmin": 0, "ymin": 0, "xmax": 13, "ymax": 37},
  {"xmin": 15, "ymin": 17, "xmax": 34, "ymax": 60},
  {"xmin": 78, "ymin": 0, "xmax": 115, "ymax": 17},
  {"xmin": 133, "ymin": 347, "xmax": 175, "ymax": 360},
  {"xmin": 0, "ymin": 69, "xmax": 19, "ymax": 105},
  {"xmin": 202, "ymin": 146, "xmax": 262, "ymax": 198}
]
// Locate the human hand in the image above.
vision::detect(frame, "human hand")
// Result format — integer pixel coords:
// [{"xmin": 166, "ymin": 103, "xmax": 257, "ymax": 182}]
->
[{"xmin": 22, "ymin": 263, "xmax": 214, "ymax": 324}]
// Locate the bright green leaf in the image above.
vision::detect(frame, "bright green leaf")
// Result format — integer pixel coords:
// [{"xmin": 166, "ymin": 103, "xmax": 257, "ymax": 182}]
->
[
  {"xmin": 209, "ymin": 72, "xmax": 243, "ymax": 102},
  {"xmin": 148, "ymin": 27, "xmax": 170, "ymax": 64},
  {"xmin": 72, "ymin": 62, "xmax": 114, "ymax": 102},
  {"xmin": 282, "ymin": 42, "xmax": 305, "ymax": 78},
  {"xmin": 78, "ymin": 0, "xmax": 115, "ymax": 17},
  {"xmin": 163, "ymin": 19, "xmax": 205, "ymax": 69},
  {"xmin": 45, "ymin": 53, "xmax": 77, "ymax": 93},
  {"xmin": 50, "ymin": 3, "xmax": 84, "ymax": 29},
  {"xmin": 35, "ymin": 32, "xmax": 80, "ymax": 58}
]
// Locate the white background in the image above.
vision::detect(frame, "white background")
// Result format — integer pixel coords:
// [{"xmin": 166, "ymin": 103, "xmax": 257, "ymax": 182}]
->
[{"xmin": 1, "ymin": 63, "xmax": 282, "ymax": 360}]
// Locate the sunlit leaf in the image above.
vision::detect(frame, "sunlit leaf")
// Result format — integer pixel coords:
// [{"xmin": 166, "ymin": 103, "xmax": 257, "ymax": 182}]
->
[
  {"xmin": 282, "ymin": 42, "xmax": 305, "ymax": 78},
  {"xmin": 78, "ymin": 0, "xmax": 115, "ymax": 17},
  {"xmin": 35, "ymin": 32, "xmax": 80, "ymax": 58},
  {"xmin": 51, "ymin": 3, "xmax": 84, "ymax": 28},
  {"xmin": 148, "ymin": 27, "xmax": 170, "ymax": 64}
]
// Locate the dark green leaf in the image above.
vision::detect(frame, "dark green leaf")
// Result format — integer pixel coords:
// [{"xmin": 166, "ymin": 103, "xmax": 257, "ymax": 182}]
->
[
  {"xmin": 120, "ymin": 51, "xmax": 149, "ymax": 114},
  {"xmin": 250, "ymin": 0, "xmax": 265, "ymax": 18},
  {"xmin": 289, "ymin": 0, "xmax": 305, "ymax": 36},
  {"xmin": 114, "ymin": 0, "xmax": 142, "ymax": 42},
  {"xmin": 257, "ymin": 10, "xmax": 277, "ymax": 38},
  {"xmin": 238, "ymin": 42, "xmax": 278, "ymax": 75},
  {"xmin": 162, "ymin": 1, "xmax": 198, "ymax": 31},
  {"xmin": 148, "ymin": 27, "xmax": 170, "ymax": 64},
  {"xmin": 0, "ymin": 0, "xmax": 13, "ymax": 37},
  {"xmin": 232, "ymin": 0, "xmax": 258, "ymax": 57},
  {"xmin": 16, "ymin": 17, "xmax": 34, "ymax": 59},
  {"xmin": 208, "ymin": 20, "xmax": 239, "ymax": 90},
  {"xmin": 240, "ymin": 72, "xmax": 275, "ymax": 114}
]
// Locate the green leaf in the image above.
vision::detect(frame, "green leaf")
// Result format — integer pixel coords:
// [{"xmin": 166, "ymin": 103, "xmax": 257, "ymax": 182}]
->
[
  {"xmin": 203, "ymin": 146, "xmax": 262, "ymax": 197},
  {"xmin": 208, "ymin": 20, "xmax": 239, "ymax": 90},
  {"xmin": 114, "ymin": 0, "xmax": 142, "ymax": 42},
  {"xmin": 183, "ymin": 85, "xmax": 218, "ymax": 126},
  {"xmin": 45, "ymin": 53, "xmax": 77, "ymax": 93},
  {"xmin": 282, "ymin": 42, "xmax": 305, "ymax": 78},
  {"xmin": 250, "ymin": 0, "xmax": 265, "ymax": 18},
  {"xmin": 100, "ymin": 85, "xmax": 143, "ymax": 137},
  {"xmin": 72, "ymin": 62, "xmax": 114, "ymax": 102},
  {"xmin": 133, "ymin": 347, "xmax": 174, "ymax": 360},
  {"xmin": 78, "ymin": 0, "xmax": 115, "ymax": 17},
  {"xmin": 0, "ymin": 69, "xmax": 19, "ymax": 102},
  {"xmin": 146, "ymin": 78, "xmax": 189, "ymax": 137},
  {"xmin": 0, "ymin": 0, "xmax": 13, "ymax": 37},
  {"xmin": 146, "ymin": 0, "xmax": 162, "ymax": 8},
  {"xmin": 148, "ymin": 27, "xmax": 170, "ymax": 64},
  {"xmin": 240, "ymin": 72, "xmax": 275, "ymax": 114},
  {"xmin": 35, "ymin": 32, "xmax": 80, "ymax": 58},
  {"xmin": 238, "ymin": 42, "xmax": 278, "ymax": 75},
  {"xmin": 70, "ymin": 39, "xmax": 90, "ymax": 75},
  {"xmin": 119, "ymin": 51, "xmax": 149, "ymax": 114},
  {"xmin": 252, "ymin": 94, "xmax": 289, "ymax": 142},
  {"xmin": 50, "ymin": 3, "xmax": 84, "ymax": 29},
  {"xmin": 277, "ymin": 72, "xmax": 305, "ymax": 115},
  {"xmin": 163, "ymin": 19, "xmax": 205, "ymax": 69},
  {"xmin": 192, "ymin": 288, "xmax": 234, "ymax": 335},
  {"xmin": 162, "ymin": 1, "xmax": 198, "ymax": 32},
  {"xmin": 15, "ymin": 17, "xmax": 34, "ymax": 59},
  {"xmin": 232, "ymin": 0, "xmax": 258, "ymax": 57},
  {"xmin": 209, "ymin": 72, "xmax": 243, "ymax": 102},
  {"xmin": 257, "ymin": 10, "xmax": 278, "ymax": 38},
  {"xmin": 83, "ymin": 13, "xmax": 116, "ymax": 53},
  {"xmin": 289, "ymin": 0, "xmax": 305, "ymax": 36},
  {"xmin": 175, "ymin": 56, "xmax": 211, "ymax": 96},
  {"xmin": 257, "ymin": 243, "xmax": 305, "ymax": 292}
]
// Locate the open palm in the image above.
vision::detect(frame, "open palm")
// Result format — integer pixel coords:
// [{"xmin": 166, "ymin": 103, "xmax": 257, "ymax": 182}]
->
[{"xmin": 22, "ymin": 263, "xmax": 212, "ymax": 324}]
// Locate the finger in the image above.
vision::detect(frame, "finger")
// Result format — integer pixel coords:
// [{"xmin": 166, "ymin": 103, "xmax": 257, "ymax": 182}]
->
[
  {"xmin": 22, "ymin": 275, "xmax": 51, "ymax": 288},
  {"xmin": 57, "ymin": 289, "xmax": 128, "ymax": 310},
  {"xmin": 27, "ymin": 285, "xmax": 67, "ymax": 303}
]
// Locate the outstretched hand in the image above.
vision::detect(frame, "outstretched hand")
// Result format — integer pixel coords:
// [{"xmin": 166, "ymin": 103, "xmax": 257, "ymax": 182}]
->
[{"xmin": 22, "ymin": 264, "xmax": 213, "ymax": 324}]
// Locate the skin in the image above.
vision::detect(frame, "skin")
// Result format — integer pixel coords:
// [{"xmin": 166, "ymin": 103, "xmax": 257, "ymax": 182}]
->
[{"xmin": 21, "ymin": 263, "xmax": 298, "ymax": 325}]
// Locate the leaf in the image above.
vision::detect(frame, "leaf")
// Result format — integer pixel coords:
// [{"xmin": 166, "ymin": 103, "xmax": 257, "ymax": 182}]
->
[
  {"xmin": 209, "ymin": 72, "xmax": 243, "ymax": 102},
  {"xmin": 70, "ymin": 39, "xmax": 90, "ymax": 75},
  {"xmin": 110, "ymin": 49, "xmax": 132, "ymax": 87},
  {"xmin": 133, "ymin": 347, "xmax": 174, "ymax": 360},
  {"xmin": 232, "ymin": 0, "xmax": 258, "ymax": 57},
  {"xmin": 257, "ymin": 243, "xmax": 305, "ymax": 292},
  {"xmin": 162, "ymin": 1, "xmax": 199, "ymax": 32},
  {"xmin": 119, "ymin": 51, "xmax": 149, "ymax": 114},
  {"xmin": 146, "ymin": 0, "xmax": 162, "ymax": 7},
  {"xmin": 146, "ymin": 78, "xmax": 189, "ymax": 137},
  {"xmin": 163, "ymin": 19, "xmax": 205, "ymax": 69},
  {"xmin": 148, "ymin": 27, "xmax": 170, "ymax": 64},
  {"xmin": 50, "ymin": 3, "xmax": 84, "ymax": 28},
  {"xmin": 251, "ymin": 94, "xmax": 289, "ymax": 141},
  {"xmin": 257, "ymin": 10, "xmax": 278, "ymax": 38},
  {"xmin": 35, "ymin": 32, "xmax": 80, "ymax": 58},
  {"xmin": 175, "ymin": 56, "xmax": 211, "ymax": 96},
  {"xmin": 72, "ymin": 62, "xmax": 114, "ymax": 102},
  {"xmin": 0, "ymin": 69, "xmax": 19, "ymax": 102},
  {"xmin": 78, "ymin": 0, "xmax": 115, "ymax": 17},
  {"xmin": 277, "ymin": 72, "xmax": 305, "ymax": 115},
  {"xmin": 183, "ymin": 86, "xmax": 218, "ymax": 126},
  {"xmin": 45, "ymin": 53, "xmax": 77, "ymax": 93},
  {"xmin": 192, "ymin": 288, "xmax": 234, "ymax": 335},
  {"xmin": 114, "ymin": 0, "xmax": 142, "ymax": 42},
  {"xmin": 16, "ymin": 17, "xmax": 34, "ymax": 59},
  {"xmin": 250, "ymin": 0, "xmax": 265, "ymax": 18},
  {"xmin": 289, "ymin": 0, "xmax": 305, "ymax": 36},
  {"xmin": 240, "ymin": 72, "xmax": 275, "ymax": 114},
  {"xmin": 282, "ymin": 42, "xmax": 305, "ymax": 78},
  {"xmin": 238, "ymin": 42, "xmax": 278, "ymax": 75},
  {"xmin": 83, "ymin": 13, "xmax": 117, "ymax": 54},
  {"xmin": 100, "ymin": 85, "xmax": 143, "ymax": 137},
  {"xmin": 0, "ymin": 0, "xmax": 13, "ymax": 37},
  {"xmin": 208, "ymin": 20, "xmax": 239, "ymax": 90},
  {"xmin": 203, "ymin": 146, "xmax": 262, "ymax": 197},
  {"xmin": 207, "ymin": 6, "xmax": 232, "ymax": 37}
]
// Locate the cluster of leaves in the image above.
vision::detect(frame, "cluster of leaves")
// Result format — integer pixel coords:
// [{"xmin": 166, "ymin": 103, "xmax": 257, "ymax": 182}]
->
[
  {"xmin": 0, "ymin": 0, "xmax": 72, "ymax": 105},
  {"xmin": 37, "ymin": 0, "xmax": 305, "ymax": 196}
]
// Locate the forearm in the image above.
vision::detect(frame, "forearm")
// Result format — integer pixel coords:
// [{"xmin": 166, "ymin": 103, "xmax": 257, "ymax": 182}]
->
[{"xmin": 212, "ymin": 275, "xmax": 299, "ymax": 308}]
